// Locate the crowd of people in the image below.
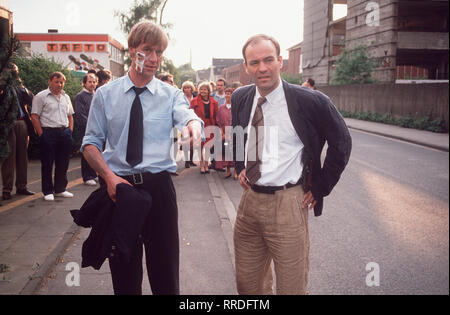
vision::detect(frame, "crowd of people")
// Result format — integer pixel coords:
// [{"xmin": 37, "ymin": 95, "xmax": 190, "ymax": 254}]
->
[{"xmin": 1, "ymin": 20, "xmax": 351, "ymax": 296}]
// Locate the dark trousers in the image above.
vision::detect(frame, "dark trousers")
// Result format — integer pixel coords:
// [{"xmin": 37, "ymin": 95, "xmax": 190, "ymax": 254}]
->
[
  {"xmin": 39, "ymin": 128, "xmax": 72, "ymax": 195},
  {"xmin": 1, "ymin": 120, "xmax": 29, "ymax": 193},
  {"xmin": 106, "ymin": 171, "xmax": 180, "ymax": 295}
]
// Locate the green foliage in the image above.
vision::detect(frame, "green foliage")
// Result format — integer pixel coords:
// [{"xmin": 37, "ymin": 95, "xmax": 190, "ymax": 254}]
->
[
  {"xmin": 340, "ymin": 110, "xmax": 447, "ymax": 133},
  {"xmin": 332, "ymin": 45, "xmax": 379, "ymax": 85},
  {"xmin": 114, "ymin": 0, "xmax": 176, "ymax": 77},
  {"xmin": 15, "ymin": 54, "xmax": 82, "ymax": 99},
  {"xmin": 0, "ymin": 36, "xmax": 21, "ymax": 160},
  {"xmin": 177, "ymin": 63, "xmax": 196, "ymax": 87},
  {"xmin": 281, "ymin": 73, "xmax": 302, "ymax": 85},
  {"xmin": 158, "ymin": 57, "xmax": 180, "ymax": 85},
  {"xmin": 14, "ymin": 54, "xmax": 83, "ymax": 159},
  {"xmin": 115, "ymin": 0, "xmax": 172, "ymax": 35}
]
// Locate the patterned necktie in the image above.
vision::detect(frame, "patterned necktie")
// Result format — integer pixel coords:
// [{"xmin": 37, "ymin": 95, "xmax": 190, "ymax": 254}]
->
[
  {"xmin": 126, "ymin": 87, "xmax": 147, "ymax": 167},
  {"xmin": 246, "ymin": 96, "xmax": 266, "ymax": 185}
]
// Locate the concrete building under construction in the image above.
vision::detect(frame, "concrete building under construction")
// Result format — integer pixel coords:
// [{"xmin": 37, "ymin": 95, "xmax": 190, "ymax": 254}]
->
[{"xmin": 302, "ymin": 0, "xmax": 449, "ymax": 85}]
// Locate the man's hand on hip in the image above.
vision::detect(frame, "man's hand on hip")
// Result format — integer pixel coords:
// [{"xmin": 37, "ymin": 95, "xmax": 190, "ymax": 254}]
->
[
  {"xmin": 238, "ymin": 169, "xmax": 250, "ymax": 190},
  {"xmin": 302, "ymin": 191, "xmax": 317, "ymax": 210}
]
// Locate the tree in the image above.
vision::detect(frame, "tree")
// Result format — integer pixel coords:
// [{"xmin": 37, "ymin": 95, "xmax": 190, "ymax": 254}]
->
[
  {"xmin": 281, "ymin": 73, "xmax": 302, "ymax": 85},
  {"xmin": 115, "ymin": 0, "xmax": 172, "ymax": 69},
  {"xmin": 0, "ymin": 36, "xmax": 21, "ymax": 159},
  {"xmin": 177, "ymin": 63, "xmax": 196, "ymax": 87},
  {"xmin": 15, "ymin": 54, "xmax": 83, "ymax": 158},
  {"xmin": 331, "ymin": 45, "xmax": 380, "ymax": 85}
]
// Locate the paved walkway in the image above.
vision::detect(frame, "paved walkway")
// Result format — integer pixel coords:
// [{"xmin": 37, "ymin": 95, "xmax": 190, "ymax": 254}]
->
[{"xmin": 0, "ymin": 119, "xmax": 448, "ymax": 295}]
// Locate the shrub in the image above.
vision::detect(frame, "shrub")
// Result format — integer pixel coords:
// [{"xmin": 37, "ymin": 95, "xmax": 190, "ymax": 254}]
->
[
  {"xmin": 15, "ymin": 55, "xmax": 83, "ymax": 159},
  {"xmin": 340, "ymin": 110, "xmax": 447, "ymax": 133}
]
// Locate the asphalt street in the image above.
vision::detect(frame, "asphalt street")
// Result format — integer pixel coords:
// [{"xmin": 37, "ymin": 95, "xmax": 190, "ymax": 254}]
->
[{"xmin": 0, "ymin": 122, "xmax": 448, "ymax": 295}]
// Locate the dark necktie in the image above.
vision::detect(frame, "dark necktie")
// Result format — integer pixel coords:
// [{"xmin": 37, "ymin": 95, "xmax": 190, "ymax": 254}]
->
[
  {"xmin": 246, "ymin": 96, "xmax": 266, "ymax": 185},
  {"xmin": 126, "ymin": 87, "xmax": 147, "ymax": 167}
]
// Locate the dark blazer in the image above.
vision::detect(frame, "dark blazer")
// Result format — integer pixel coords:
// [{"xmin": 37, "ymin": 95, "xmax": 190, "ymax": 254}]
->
[
  {"xmin": 70, "ymin": 184, "xmax": 152, "ymax": 270},
  {"xmin": 231, "ymin": 80, "xmax": 352, "ymax": 217},
  {"xmin": 17, "ymin": 86, "xmax": 36, "ymax": 137}
]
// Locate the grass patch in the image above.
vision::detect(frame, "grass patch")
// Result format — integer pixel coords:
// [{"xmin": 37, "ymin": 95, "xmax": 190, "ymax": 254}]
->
[{"xmin": 340, "ymin": 110, "xmax": 447, "ymax": 133}]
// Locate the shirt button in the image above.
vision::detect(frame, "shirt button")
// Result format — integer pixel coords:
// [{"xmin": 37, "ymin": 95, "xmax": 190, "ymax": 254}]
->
[
  {"xmin": 111, "ymin": 245, "xmax": 116, "ymax": 250},
  {"xmin": 110, "ymin": 253, "xmax": 114, "ymax": 257}
]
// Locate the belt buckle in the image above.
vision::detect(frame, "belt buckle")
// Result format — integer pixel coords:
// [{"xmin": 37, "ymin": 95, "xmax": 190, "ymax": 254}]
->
[{"xmin": 132, "ymin": 173, "xmax": 144, "ymax": 185}]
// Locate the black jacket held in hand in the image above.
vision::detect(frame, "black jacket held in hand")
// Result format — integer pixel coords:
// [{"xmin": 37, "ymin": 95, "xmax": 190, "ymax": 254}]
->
[
  {"xmin": 231, "ymin": 80, "xmax": 352, "ymax": 217},
  {"xmin": 70, "ymin": 184, "xmax": 152, "ymax": 270}
]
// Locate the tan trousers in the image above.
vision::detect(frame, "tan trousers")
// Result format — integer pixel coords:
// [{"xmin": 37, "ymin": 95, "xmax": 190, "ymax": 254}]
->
[
  {"xmin": 234, "ymin": 185, "xmax": 310, "ymax": 295},
  {"xmin": 1, "ymin": 120, "xmax": 29, "ymax": 193}
]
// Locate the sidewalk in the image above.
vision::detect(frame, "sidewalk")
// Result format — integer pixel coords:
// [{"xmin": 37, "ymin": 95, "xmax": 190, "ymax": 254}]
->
[
  {"xmin": 344, "ymin": 118, "xmax": 449, "ymax": 152},
  {"xmin": 0, "ymin": 119, "xmax": 448, "ymax": 295}
]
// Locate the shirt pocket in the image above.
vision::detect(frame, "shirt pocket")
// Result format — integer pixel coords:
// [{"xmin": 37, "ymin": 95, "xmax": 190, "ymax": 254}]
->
[{"xmin": 145, "ymin": 113, "xmax": 173, "ymax": 140}]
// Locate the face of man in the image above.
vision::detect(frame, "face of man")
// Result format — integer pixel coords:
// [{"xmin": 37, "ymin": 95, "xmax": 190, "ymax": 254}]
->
[
  {"xmin": 129, "ymin": 42, "xmax": 164, "ymax": 78},
  {"xmin": 216, "ymin": 81, "xmax": 225, "ymax": 94},
  {"xmin": 84, "ymin": 75, "xmax": 97, "ymax": 93},
  {"xmin": 244, "ymin": 39, "xmax": 282, "ymax": 97},
  {"xmin": 49, "ymin": 76, "xmax": 66, "ymax": 95}
]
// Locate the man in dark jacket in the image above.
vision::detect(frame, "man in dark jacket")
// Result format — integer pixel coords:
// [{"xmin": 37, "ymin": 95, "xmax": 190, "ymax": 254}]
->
[
  {"xmin": 74, "ymin": 73, "xmax": 98, "ymax": 186},
  {"xmin": 1, "ymin": 64, "xmax": 35, "ymax": 200},
  {"xmin": 231, "ymin": 34, "xmax": 352, "ymax": 295}
]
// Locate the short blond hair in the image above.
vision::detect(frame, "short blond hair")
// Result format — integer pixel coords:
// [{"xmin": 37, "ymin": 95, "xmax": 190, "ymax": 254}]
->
[
  {"xmin": 128, "ymin": 20, "xmax": 168, "ymax": 50},
  {"xmin": 198, "ymin": 81, "xmax": 212, "ymax": 94},
  {"xmin": 182, "ymin": 81, "xmax": 195, "ymax": 91}
]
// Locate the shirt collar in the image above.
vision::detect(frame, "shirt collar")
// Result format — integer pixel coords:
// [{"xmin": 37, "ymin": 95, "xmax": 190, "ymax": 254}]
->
[
  {"xmin": 46, "ymin": 88, "xmax": 66, "ymax": 97},
  {"xmin": 83, "ymin": 88, "xmax": 94, "ymax": 94},
  {"xmin": 255, "ymin": 78, "xmax": 283, "ymax": 105},
  {"xmin": 124, "ymin": 72, "xmax": 158, "ymax": 95}
]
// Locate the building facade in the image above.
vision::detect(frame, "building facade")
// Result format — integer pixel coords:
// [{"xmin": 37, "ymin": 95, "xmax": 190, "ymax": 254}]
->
[
  {"xmin": 302, "ymin": 0, "xmax": 449, "ymax": 85},
  {"xmin": 0, "ymin": 3, "xmax": 12, "ymax": 44},
  {"xmin": 16, "ymin": 31, "xmax": 125, "ymax": 79}
]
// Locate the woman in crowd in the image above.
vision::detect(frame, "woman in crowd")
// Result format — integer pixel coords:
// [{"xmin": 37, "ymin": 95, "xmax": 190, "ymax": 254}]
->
[
  {"xmin": 182, "ymin": 81, "xmax": 195, "ymax": 103},
  {"xmin": 215, "ymin": 88, "xmax": 237, "ymax": 179},
  {"xmin": 181, "ymin": 81, "xmax": 196, "ymax": 168},
  {"xmin": 190, "ymin": 81, "xmax": 218, "ymax": 174}
]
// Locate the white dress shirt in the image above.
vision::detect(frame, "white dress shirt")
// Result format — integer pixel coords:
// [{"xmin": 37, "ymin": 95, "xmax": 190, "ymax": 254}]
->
[{"xmin": 245, "ymin": 80, "xmax": 304, "ymax": 186}]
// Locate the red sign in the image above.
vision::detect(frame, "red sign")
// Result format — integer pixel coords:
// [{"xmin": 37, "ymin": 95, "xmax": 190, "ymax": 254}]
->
[
  {"xmin": 60, "ymin": 43, "xmax": 70, "ymax": 52},
  {"xmin": 96, "ymin": 44, "xmax": 107, "ymax": 52},
  {"xmin": 72, "ymin": 43, "xmax": 83, "ymax": 52},
  {"xmin": 47, "ymin": 43, "xmax": 58, "ymax": 52},
  {"xmin": 84, "ymin": 44, "xmax": 95, "ymax": 52}
]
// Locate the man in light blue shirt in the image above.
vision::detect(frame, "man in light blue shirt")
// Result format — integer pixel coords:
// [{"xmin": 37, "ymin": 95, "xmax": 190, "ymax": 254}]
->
[{"xmin": 81, "ymin": 20, "xmax": 202, "ymax": 295}]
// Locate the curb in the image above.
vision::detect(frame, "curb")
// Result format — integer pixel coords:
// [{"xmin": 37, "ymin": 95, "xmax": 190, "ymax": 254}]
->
[
  {"xmin": 348, "ymin": 126, "xmax": 449, "ymax": 152},
  {"xmin": 19, "ymin": 223, "xmax": 81, "ymax": 295}
]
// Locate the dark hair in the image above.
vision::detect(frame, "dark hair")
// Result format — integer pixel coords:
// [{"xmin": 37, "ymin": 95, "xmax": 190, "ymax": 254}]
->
[
  {"xmin": 159, "ymin": 72, "xmax": 173, "ymax": 82},
  {"xmin": 307, "ymin": 78, "xmax": 315, "ymax": 87},
  {"xmin": 96, "ymin": 70, "xmax": 112, "ymax": 84},
  {"xmin": 216, "ymin": 78, "xmax": 226, "ymax": 86},
  {"xmin": 87, "ymin": 69, "xmax": 97, "ymax": 74},
  {"xmin": 83, "ymin": 73, "xmax": 97, "ymax": 85},
  {"xmin": 242, "ymin": 34, "xmax": 281, "ymax": 64},
  {"xmin": 49, "ymin": 72, "xmax": 66, "ymax": 81},
  {"xmin": 225, "ymin": 87, "xmax": 233, "ymax": 94}
]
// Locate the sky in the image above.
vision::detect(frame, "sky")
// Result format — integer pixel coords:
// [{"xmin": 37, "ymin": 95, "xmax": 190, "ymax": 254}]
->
[{"xmin": 8, "ymin": 0, "xmax": 340, "ymax": 71}]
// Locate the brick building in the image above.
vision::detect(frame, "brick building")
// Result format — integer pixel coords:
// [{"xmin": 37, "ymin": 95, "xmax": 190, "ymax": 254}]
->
[{"xmin": 302, "ymin": 0, "xmax": 449, "ymax": 85}]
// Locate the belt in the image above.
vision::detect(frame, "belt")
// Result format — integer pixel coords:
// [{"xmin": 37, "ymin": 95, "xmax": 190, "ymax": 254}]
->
[
  {"xmin": 121, "ymin": 171, "xmax": 168, "ymax": 186},
  {"xmin": 251, "ymin": 177, "xmax": 304, "ymax": 195},
  {"xmin": 42, "ymin": 127, "xmax": 68, "ymax": 131},
  {"xmin": 17, "ymin": 117, "xmax": 25, "ymax": 120}
]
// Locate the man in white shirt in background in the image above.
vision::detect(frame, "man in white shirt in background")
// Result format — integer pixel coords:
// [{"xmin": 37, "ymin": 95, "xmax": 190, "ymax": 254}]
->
[{"xmin": 31, "ymin": 72, "xmax": 75, "ymax": 201}]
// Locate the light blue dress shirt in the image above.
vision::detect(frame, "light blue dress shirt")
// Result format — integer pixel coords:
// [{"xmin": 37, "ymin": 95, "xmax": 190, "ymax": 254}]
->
[{"xmin": 81, "ymin": 74, "xmax": 203, "ymax": 176}]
